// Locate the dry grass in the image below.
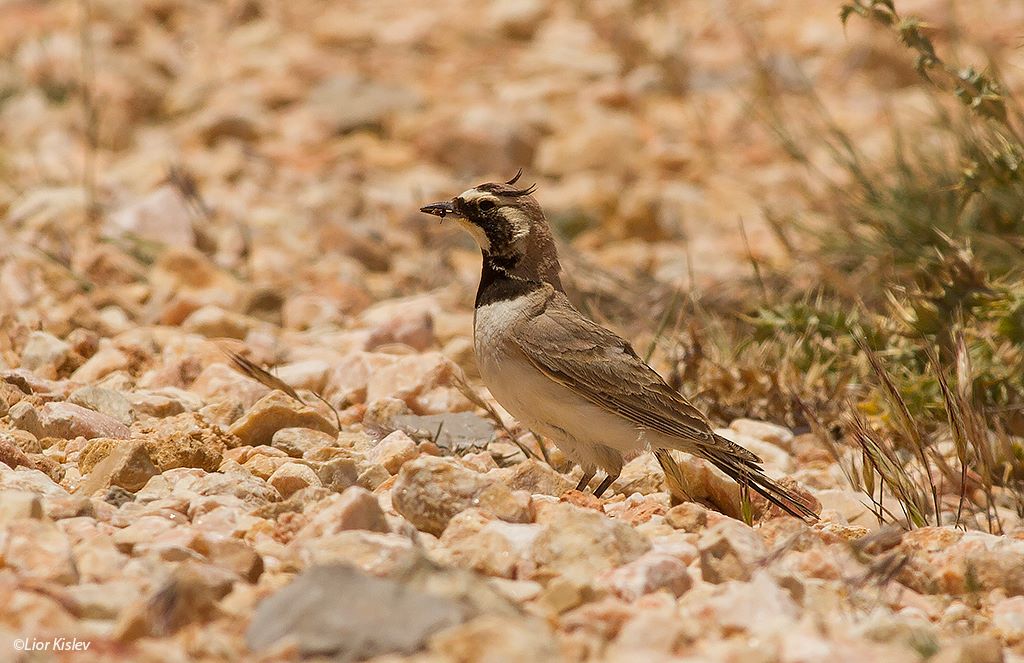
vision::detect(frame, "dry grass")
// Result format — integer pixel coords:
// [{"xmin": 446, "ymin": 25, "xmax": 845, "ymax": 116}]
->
[{"xmin": 650, "ymin": 0, "xmax": 1024, "ymax": 532}]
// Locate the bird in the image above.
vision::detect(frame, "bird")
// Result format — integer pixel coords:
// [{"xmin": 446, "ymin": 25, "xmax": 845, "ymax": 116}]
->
[{"xmin": 420, "ymin": 171, "xmax": 817, "ymax": 521}]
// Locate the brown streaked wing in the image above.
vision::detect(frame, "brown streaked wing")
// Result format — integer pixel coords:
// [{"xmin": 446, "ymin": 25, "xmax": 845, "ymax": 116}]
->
[{"xmin": 514, "ymin": 292, "xmax": 744, "ymax": 455}]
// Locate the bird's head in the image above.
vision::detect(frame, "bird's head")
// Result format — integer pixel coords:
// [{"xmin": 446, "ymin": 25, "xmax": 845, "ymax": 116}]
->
[{"xmin": 419, "ymin": 170, "xmax": 549, "ymax": 263}]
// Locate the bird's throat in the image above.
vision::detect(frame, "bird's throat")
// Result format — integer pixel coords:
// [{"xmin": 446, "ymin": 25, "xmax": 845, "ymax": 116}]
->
[{"xmin": 475, "ymin": 254, "xmax": 542, "ymax": 307}]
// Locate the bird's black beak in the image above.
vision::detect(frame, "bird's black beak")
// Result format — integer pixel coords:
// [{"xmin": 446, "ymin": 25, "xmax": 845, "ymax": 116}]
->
[{"xmin": 419, "ymin": 201, "xmax": 459, "ymax": 219}]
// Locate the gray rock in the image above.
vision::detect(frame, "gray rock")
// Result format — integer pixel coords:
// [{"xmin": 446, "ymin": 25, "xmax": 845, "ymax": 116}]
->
[
  {"xmin": 246, "ymin": 564, "xmax": 468, "ymax": 660},
  {"xmin": 389, "ymin": 411, "xmax": 496, "ymax": 453}
]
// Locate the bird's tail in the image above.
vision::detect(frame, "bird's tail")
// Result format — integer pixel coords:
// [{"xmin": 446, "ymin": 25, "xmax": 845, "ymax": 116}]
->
[
  {"xmin": 701, "ymin": 435, "xmax": 818, "ymax": 522},
  {"xmin": 655, "ymin": 440, "xmax": 819, "ymax": 523}
]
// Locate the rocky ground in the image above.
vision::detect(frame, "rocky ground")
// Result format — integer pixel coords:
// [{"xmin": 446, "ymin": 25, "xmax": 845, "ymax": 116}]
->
[{"xmin": 2, "ymin": 0, "xmax": 1024, "ymax": 661}]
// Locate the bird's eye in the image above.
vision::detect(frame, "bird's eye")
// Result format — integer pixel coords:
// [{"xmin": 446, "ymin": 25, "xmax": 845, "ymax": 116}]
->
[{"xmin": 478, "ymin": 199, "xmax": 496, "ymax": 211}]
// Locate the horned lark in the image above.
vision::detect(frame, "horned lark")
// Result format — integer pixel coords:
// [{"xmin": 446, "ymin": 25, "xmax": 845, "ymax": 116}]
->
[{"xmin": 420, "ymin": 172, "xmax": 817, "ymax": 521}]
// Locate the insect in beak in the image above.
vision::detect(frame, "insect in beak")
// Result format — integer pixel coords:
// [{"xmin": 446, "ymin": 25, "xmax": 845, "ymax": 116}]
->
[{"xmin": 419, "ymin": 201, "xmax": 457, "ymax": 221}]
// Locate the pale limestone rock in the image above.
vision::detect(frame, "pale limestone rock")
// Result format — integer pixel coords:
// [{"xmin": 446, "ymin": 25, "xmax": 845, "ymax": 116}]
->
[
  {"xmin": 124, "ymin": 387, "xmax": 203, "ymax": 418},
  {"xmin": 298, "ymin": 487, "xmax": 390, "ymax": 537},
  {"xmin": 271, "ymin": 359, "xmax": 331, "ymax": 393},
  {"xmin": 0, "ymin": 466, "xmax": 68, "ymax": 498},
  {"xmin": 496, "ymin": 459, "xmax": 573, "ymax": 496},
  {"xmin": 309, "ymin": 75, "xmax": 421, "ymax": 134},
  {"xmin": 438, "ymin": 508, "xmax": 542, "ymax": 578},
  {"xmin": 0, "ymin": 429, "xmax": 37, "ymax": 470},
  {"xmin": 729, "ymin": 418, "xmax": 795, "ymax": 450},
  {"xmin": 105, "ymin": 184, "xmax": 195, "ymax": 248},
  {"xmin": 535, "ymin": 109, "xmax": 638, "ymax": 175},
  {"xmin": 365, "ymin": 352, "xmax": 470, "ymax": 414},
  {"xmin": 70, "ymin": 342, "xmax": 131, "ymax": 383},
  {"xmin": 134, "ymin": 412, "xmax": 231, "ymax": 472},
  {"xmin": 193, "ymin": 464, "xmax": 281, "ymax": 505},
  {"xmin": 429, "ymin": 614, "xmax": 559, "ymax": 663},
  {"xmin": 931, "ymin": 635, "xmax": 1006, "ymax": 663},
  {"xmin": 228, "ymin": 391, "xmax": 338, "ymax": 448},
  {"xmin": 0, "ymin": 489, "xmax": 44, "ymax": 522},
  {"xmin": 365, "ymin": 309, "xmax": 435, "ymax": 351},
  {"xmin": 324, "ymin": 352, "xmax": 400, "ymax": 405},
  {"xmin": 391, "ymin": 456, "xmax": 531, "ymax": 536},
  {"xmin": 19, "ymin": 330, "xmax": 71, "ymax": 379},
  {"xmin": 529, "ymin": 502, "xmax": 650, "ymax": 584},
  {"xmin": 607, "ymin": 600, "xmax": 687, "ymax": 659},
  {"xmin": 665, "ymin": 502, "xmax": 709, "ymax": 532},
  {"xmin": 281, "ymin": 293, "xmax": 347, "ymax": 331},
  {"xmin": 78, "ymin": 439, "xmax": 160, "ymax": 495},
  {"xmin": 487, "ymin": 0, "xmax": 548, "ymax": 39},
  {"xmin": 685, "ymin": 571, "xmax": 799, "ymax": 637},
  {"xmin": 897, "ymin": 527, "xmax": 1024, "ymax": 596},
  {"xmin": 69, "ymin": 385, "xmax": 135, "ymax": 425},
  {"xmin": 15, "ymin": 401, "xmax": 131, "ymax": 440},
  {"xmin": 599, "ymin": 551, "xmax": 693, "ymax": 600},
  {"xmin": 243, "ymin": 452, "xmax": 291, "ymax": 480},
  {"xmin": 65, "ymin": 580, "xmax": 141, "ymax": 619},
  {"xmin": 357, "ymin": 462, "xmax": 391, "ymax": 491},
  {"xmin": 112, "ymin": 514, "xmax": 178, "ymax": 550},
  {"xmin": 613, "ymin": 453, "xmax": 667, "ymax": 496},
  {"xmin": 267, "ymin": 462, "xmax": 322, "ymax": 498},
  {"xmin": 295, "ymin": 530, "xmax": 424, "ymax": 576},
  {"xmin": 271, "ymin": 426, "xmax": 335, "ymax": 458},
  {"xmin": 181, "ymin": 305, "xmax": 255, "ymax": 339},
  {"xmin": 369, "ymin": 430, "xmax": 419, "ymax": 474},
  {"xmin": 714, "ymin": 428, "xmax": 794, "ymax": 474},
  {"xmin": 199, "ymin": 535, "xmax": 264, "ymax": 583},
  {"xmin": 699, "ymin": 519, "xmax": 767, "ymax": 583},
  {"xmin": 315, "ymin": 456, "xmax": 360, "ymax": 493},
  {"xmin": 247, "ymin": 563, "xmax": 465, "ymax": 661},
  {"xmin": 0, "ymin": 519, "xmax": 78, "ymax": 584},
  {"xmin": 190, "ymin": 362, "xmax": 270, "ymax": 410},
  {"xmin": 115, "ymin": 561, "xmax": 236, "ymax": 640},
  {"xmin": 815, "ymin": 489, "xmax": 878, "ymax": 530}
]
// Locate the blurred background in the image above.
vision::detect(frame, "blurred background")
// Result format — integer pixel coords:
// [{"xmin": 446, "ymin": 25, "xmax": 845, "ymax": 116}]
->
[{"xmin": 2, "ymin": 0, "xmax": 1024, "ymax": 528}]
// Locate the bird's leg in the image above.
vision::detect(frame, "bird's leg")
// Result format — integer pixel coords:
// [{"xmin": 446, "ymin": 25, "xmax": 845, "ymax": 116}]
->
[
  {"xmin": 575, "ymin": 468, "xmax": 596, "ymax": 492},
  {"xmin": 592, "ymin": 472, "xmax": 619, "ymax": 498}
]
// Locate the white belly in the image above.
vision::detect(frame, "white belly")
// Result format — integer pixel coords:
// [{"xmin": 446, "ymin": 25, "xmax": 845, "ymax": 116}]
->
[{"xmin": 474, "ymin": 301, "xmax": 647, "ymax": 469}]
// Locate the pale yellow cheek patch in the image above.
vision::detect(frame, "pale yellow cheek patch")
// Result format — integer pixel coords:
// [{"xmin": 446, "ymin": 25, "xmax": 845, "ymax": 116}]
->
[
  {"xmin": 500, "ymin": 207, "xmax": 531, "ymax": 242},
  {"xmin": 454, "ymin": 217, "xmax": 491, "ymax": 251}
]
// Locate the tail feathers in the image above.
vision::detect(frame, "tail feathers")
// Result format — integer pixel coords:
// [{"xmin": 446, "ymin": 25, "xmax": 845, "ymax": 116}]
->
[
  {"xmin": 702, "ymin": 447, "xmax": 819, "ymax": 522},
  {"xmin": 707, "ymin": 433, "xmax": 761, "ymax": 464}
]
